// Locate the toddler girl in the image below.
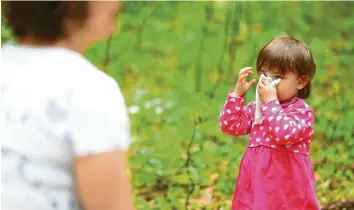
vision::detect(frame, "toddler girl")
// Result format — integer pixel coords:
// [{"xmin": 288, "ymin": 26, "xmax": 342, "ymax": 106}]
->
[{"xmin": 220, "ymin": 36, "xmax": 321, "ymax": 210}]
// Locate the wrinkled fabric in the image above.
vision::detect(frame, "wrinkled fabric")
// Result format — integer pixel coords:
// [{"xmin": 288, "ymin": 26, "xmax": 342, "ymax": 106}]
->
[{"xmin": 220, "ymin": 91, "xmax": 320, "ymax": 210}]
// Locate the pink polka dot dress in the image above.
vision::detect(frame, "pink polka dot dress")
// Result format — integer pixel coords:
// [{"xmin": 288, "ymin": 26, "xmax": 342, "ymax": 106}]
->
[{"xmin": 220, "ymin": 91, "xmax": 321, "ymax": 210}]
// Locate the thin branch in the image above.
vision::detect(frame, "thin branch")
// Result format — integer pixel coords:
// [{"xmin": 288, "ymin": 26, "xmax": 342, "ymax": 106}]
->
[
  {"xmin": 184, "ymin": 124, "xmax": 198, "ymax": 210},
  {"xmin": 136, "ymin": 4, "xmax": 157, "ymax": 51},
  {"xmin": 176, "ymin": 122, "xmax": 198, "ymax": 174},
  {"xmin": 103, "ymin": 35, "xmax": 113, "ymax": 73},
  {"xmin": 227, "ymin": 2, "xmax": 238, "ymax": 76},
  {"xmin": 185, "ymin": 175, "xmax": 196, "ymax": 210},
  {"xmin": 208, "ymin": 5, "xmax": 233, "ymax": 98},
  {"xmin": 194, "ymin": 27, "xmax": 206, "ymax": 93},
  {"xmin": 195, "ymin": 2, "xmax": 213, "ymax": 93}
]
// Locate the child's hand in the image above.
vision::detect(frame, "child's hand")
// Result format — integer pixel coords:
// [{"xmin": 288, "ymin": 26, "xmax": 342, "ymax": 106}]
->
[
  {"xmin": 257, "ymin": 79, "xmax": 278, "ymax": 104},
  {"xmin": 232, "ymin": 67, "xmax": 257, "ymax": 97}
]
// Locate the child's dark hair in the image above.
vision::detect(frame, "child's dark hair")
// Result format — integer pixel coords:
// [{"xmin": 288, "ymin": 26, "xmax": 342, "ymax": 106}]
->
[
  {"xmin": 256, "ymin": 36, "xmax": 316, "ymax": 99},
  {"xmin": 2, "ymin": 1, "xmax": 89, "ymax": 41}
]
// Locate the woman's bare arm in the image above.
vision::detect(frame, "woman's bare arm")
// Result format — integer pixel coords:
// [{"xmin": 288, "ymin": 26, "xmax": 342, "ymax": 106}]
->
[{"xmin": 74, "ymin": 151, "xmax": 134, "ymax": 210}]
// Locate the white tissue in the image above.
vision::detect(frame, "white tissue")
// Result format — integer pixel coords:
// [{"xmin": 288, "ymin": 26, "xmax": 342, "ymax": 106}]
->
[{"xmin": 254, "ymin": 74, "xmax": 281, "ymax": 125}]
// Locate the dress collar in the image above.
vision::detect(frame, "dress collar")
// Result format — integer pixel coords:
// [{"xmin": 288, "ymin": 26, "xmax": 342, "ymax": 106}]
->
[{"xmin": 280, "ymin": 97, "xmax": 299, "ymax": 108}]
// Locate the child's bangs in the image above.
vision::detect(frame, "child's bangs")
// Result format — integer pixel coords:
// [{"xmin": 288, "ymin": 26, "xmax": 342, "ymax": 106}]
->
[{"xmin": 256, "ymin": 43, "xmax": 298, "ymax": 75}]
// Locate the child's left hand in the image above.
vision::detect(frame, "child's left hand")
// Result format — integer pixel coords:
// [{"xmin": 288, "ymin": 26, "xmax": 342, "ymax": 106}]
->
[{"xmin": 258, "ymin": 79, "xmax": 278, "ymax": 104}]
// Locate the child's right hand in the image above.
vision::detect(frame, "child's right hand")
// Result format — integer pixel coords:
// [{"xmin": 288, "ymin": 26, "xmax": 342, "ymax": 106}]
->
[{"xmin": 232, "ymin": 67, "xmax": 257, "ymax": 97}]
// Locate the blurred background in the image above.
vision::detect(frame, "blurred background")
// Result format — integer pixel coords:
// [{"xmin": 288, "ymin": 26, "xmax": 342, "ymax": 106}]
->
[{"xmin": 2, "ymin": 1, "xmax": 354, "ymax": 210}]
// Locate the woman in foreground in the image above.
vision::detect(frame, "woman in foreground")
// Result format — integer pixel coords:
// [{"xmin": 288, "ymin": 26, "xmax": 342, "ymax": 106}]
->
[{"xmin": 1, "ymin": 2, "xmax": 134, "ymax": 210}]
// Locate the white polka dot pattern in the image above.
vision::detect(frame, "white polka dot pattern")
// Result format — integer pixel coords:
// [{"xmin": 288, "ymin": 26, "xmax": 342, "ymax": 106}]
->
[{"xmin": 220, "ymin": 91, "xmax": 314, "ymax": 154}]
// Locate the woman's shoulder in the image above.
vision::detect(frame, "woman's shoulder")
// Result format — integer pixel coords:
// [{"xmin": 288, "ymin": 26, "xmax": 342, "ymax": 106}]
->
[
  {"xmin": 70, "ymin": 61, "xmax": 123, "ymax": 104},
  {"xmin": 2, "ymin": 42, "xmax": 113, "ymax": 84},
  {"xmin": 2, "ymin": 42, "xmax": 125, "ymax": 110}
]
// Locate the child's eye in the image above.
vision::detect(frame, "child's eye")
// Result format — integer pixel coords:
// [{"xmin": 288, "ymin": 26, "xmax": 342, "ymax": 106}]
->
[{"xmin": 272, "ymin": 75, "xmax": 281, "ymax": 80}]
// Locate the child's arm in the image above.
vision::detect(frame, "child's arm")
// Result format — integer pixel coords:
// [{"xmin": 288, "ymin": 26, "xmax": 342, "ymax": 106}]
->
[
  {"xmin": 260, "ymin": 100, "xmax": 314, "ymax": 145},
  {"xmin": 220, "ymin": 91, "xmax": 254, "ymax": 136}
]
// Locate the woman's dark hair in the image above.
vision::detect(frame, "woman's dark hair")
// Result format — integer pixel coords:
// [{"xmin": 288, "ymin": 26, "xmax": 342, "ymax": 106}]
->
[
  {"xmin": 256, "ymin": 36, "xmax": 316, "ymax": 99},
  {"xmin": 2, "ymin": 1, "xmax": 89, "ymax": 41}
]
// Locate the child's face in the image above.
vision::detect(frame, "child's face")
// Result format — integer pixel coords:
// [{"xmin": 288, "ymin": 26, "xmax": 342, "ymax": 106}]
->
[{"xmin": 259, "ymin": 69, "xmax": 307, "ymax": 102}]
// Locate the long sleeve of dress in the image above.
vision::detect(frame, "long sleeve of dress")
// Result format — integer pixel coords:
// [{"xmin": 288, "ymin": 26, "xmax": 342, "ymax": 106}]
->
[
  {"xmin": 260, "ymin": 99, "xmax": 314, "ymax": 146},
  {"xmin": 219, "ymin": 91, "xmax": 255, "ymax": 136}
]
